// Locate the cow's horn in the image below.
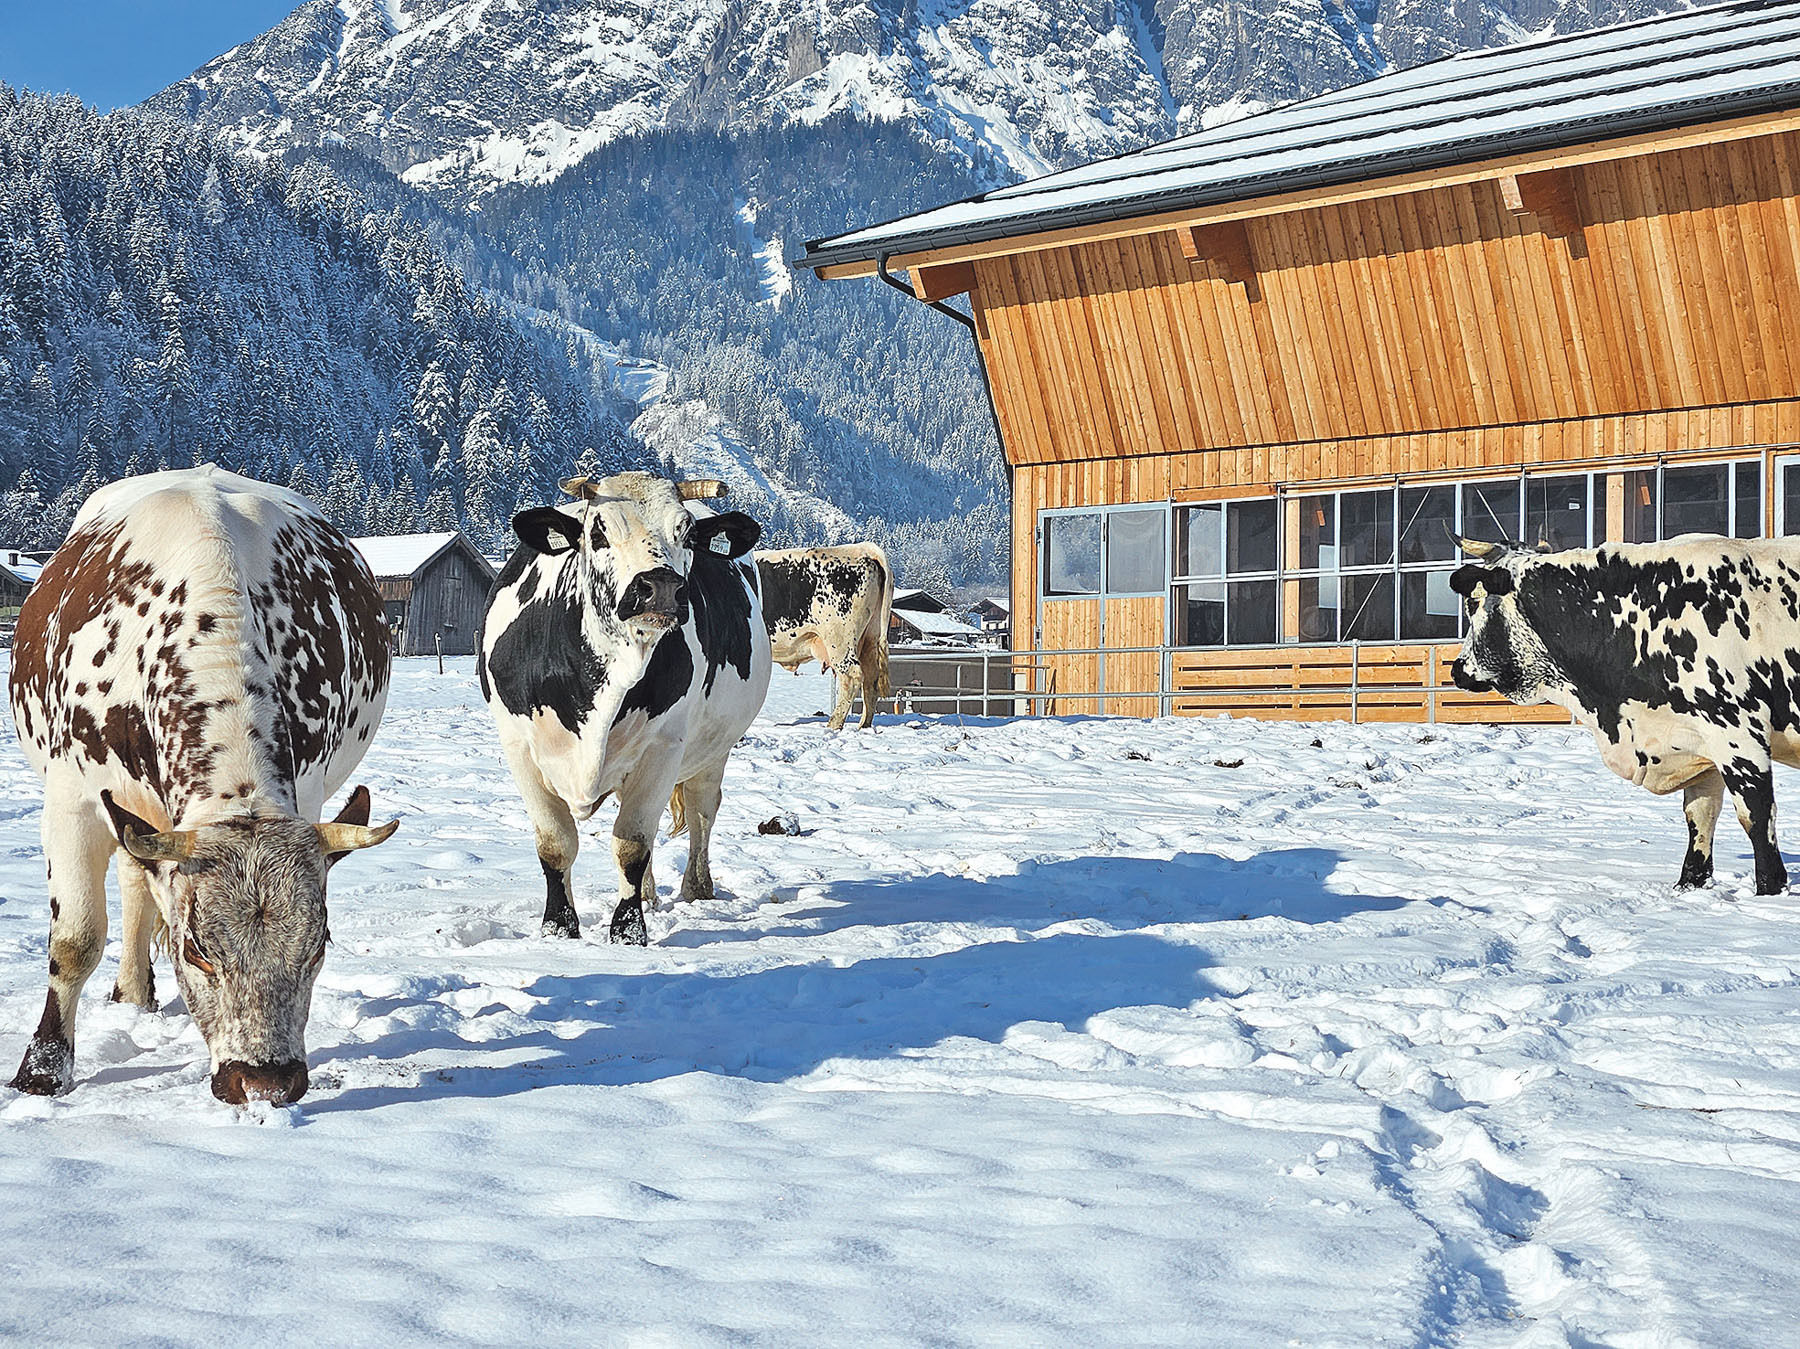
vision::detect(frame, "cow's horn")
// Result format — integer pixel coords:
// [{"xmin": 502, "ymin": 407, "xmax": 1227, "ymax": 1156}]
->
[
  {"xmin": 677, "ymin": 479, "xmax": 728, "ymax": 501},
  {"xmin": 1452, "ymin": 533, "xmax": 1505, "ymax": 560},
  {"xmin": 317, "ymin": 819, "xmax": 400, "ymax": 855},
  {"xmin": 119, "ymin": 827, "xmax": 198, "ymax": 864},
  {"xmin": 560, "ymin": 475, "xmax": 598, "ymax": 500}
]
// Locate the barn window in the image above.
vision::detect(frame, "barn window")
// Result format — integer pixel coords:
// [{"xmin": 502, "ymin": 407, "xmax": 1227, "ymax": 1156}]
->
[
  {"xmin": 1042, "ymin": 506, "xmax": 1168, "ymax": 600},
  {"xmin": 1525, "ymin": 475, "xmax": 1590, "ymax": 550},
  {"xmin": 1043, "ymin": 512, "xmax": 1101, "ymax": 596},
  {"xmin": 1172, "ymin": 500, "xmax": 1276, "ymax": 646}
]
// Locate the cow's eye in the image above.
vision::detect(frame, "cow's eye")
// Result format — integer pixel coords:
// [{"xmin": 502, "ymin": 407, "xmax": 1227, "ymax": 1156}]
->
[
  {"xmin": 183, "ymin": 934, "xmax": 218, "ymax": 977},
  {"xmin": 679, "ymin": 523, "xmax": 695, "ymax": 551},
  {"xmin": 589, "ymin": 519, "xmax": 609, "ymax": 549}
]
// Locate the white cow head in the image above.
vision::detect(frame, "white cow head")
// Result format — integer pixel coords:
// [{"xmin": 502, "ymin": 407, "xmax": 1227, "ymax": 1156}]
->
[
  {"xmin": 510, "ymin": 472, "xmax": 759, "ymax": 651},
  {"xmin": 101, "ymin": 786, "xmax": 397, "ymax": 1105},
  {"xmin": 1449, "ymin": 536, "xmax": 1557, "ymax": 701}
]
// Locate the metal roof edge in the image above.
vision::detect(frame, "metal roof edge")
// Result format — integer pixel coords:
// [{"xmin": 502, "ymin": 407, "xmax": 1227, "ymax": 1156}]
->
[{"xmin": 798, "ymin": 80, "xmax": 1800, "ymax": 274}]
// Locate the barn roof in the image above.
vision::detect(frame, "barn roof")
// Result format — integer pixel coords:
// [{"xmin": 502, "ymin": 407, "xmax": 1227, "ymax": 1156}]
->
[
  {"xmin": 350, "ymin": 532, "xmax": 490, "ymax": 581},
  {"xmin": 800, "ymin": 0, "xmax": 1800, "ymax": 273}
]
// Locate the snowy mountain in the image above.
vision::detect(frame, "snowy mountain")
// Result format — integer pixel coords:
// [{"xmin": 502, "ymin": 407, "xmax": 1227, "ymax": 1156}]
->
[
  {"xmin": 149, "ymin": 0, "xmax": 1695, "ymax": 203},
  {"xmin": 0, "ymin": 89, "xmax": 641, "ymax": 551}
]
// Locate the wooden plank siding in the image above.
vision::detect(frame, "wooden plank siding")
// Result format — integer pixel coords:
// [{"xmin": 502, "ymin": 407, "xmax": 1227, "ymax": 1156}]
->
[{"xmin": 974, "ymin": 126, "xmax": 1800, "ymax": 722}]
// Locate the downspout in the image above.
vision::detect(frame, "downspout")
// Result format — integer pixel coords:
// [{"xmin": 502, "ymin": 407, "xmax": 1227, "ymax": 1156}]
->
[{"xmin": 877, "ymin": 251, "xmax": 1005, "ymax": 450}]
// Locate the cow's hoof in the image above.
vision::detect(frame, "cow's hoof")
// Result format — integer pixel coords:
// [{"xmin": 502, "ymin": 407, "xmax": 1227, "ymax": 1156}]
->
[
  {"xmin": 1675, "ymin": 868, "xmax": 1713, "ymax": 891},
  {"xmin": 609, "ymin": 908, "xmax": 649, "ymax": 946},
  {"xmin": 10, "ymin": 1039, "xmax": 73, "ymax": 1096},
  {"xmin": 108, "ymin": 983, "xmax": 159, "ymax": 1012},
  {"xmin": 541, "ymin": 913, "xmax": 581, "ymax": 939}
]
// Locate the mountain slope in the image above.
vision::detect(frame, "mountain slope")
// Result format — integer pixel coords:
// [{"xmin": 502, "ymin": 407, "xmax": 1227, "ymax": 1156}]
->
[{"xmin": 0, "ymin": 88, "xmax": 640, "ymax": 549}]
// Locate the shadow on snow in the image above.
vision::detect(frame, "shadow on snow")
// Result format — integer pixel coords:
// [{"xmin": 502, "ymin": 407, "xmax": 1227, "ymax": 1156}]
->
[{"xmin": 304, "ymin": 847, "xmax": 1410, "ymax": 1113}]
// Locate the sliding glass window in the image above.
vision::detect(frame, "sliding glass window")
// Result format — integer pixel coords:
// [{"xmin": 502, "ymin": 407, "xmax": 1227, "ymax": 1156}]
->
[
  {"xmin": 1040, "ymin": 505, "xmax": 1168, "ymax": 601},
  {"xmin": 1172, "ymin": 500, "xmax": 1277, "ymax": 646}
]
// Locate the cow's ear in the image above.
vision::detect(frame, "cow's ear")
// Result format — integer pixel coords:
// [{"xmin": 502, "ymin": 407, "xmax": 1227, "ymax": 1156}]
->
[
  {"xmin": 1449, "ymin": 564, "xmax": 1513, "ymax": 598},
  {"xmin": 513, "ymin": 507, "xmax": 581, "ymax": 555},
  {"xmin": 693, "ymin": 511, "xmax": 761, "ymax": 560}
]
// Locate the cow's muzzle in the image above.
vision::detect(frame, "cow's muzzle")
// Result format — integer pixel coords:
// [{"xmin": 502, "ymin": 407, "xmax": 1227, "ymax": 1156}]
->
[
  {"xmin": 1450, "ymin": 659, "xmax": 1494, "ymax": 694},
  {"xmin": 618, "ymin": 567, "xmax": 689, "ymax": 626},
  {"xmin": 212, "ymin": 1058, "xmax": 309, "ymax": 1106}
]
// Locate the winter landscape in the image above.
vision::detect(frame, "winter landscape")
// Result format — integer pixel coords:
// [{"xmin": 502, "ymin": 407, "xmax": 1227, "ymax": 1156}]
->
[
  {"xmin": 1, "ymin": 659, "xmax": 1797, "ymax": 1344},
  {"xmin": 6, "ymin": 1, "xmax": 1800, "ymax": 1346}
]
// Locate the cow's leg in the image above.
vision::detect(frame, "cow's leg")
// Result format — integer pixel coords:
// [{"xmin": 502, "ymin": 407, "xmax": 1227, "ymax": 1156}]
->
[
  {"xmin": 12, "ymin": 795, "xmax": 113, "ymax": 1095},
  {"xmin": 857, "ymin": 636, "xmax": 881, "ymax": 730},
  {"xmin": 501, "ymin": 745, "xmax": 582, "ymax": 937},
  {"xmin": 826, "ymin": 662, "xmax": 857, "ymax": 732},
  {"xmin": 609, "ymin": 774, "xmax": 673, "ymax": 945},
  {"xmin": 109, "ymin": 853, "xmax": 159, "ymax": 1010},
  {"xmin": 1677, "ymin": 770, "xmax": 1725, "ymax": 890},
  {"xmin": 1722, "ymin": 755, "xmax": 1788, "ymax": 895},
  {"xmin": 677, "ymin": 761, "xmax": 727, "ymax": 904}
]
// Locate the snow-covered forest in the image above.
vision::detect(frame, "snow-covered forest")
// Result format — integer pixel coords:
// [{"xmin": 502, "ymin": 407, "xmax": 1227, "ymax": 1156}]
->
[{"xmin": 0, "ymin": 88, "xmax": 640, "ymax": 553}]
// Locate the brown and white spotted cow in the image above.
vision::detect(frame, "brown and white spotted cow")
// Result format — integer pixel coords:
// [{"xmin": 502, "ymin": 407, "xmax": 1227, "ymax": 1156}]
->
[
  {"xmin": 8, "ymin": 465, "xmax": 398, "ymax": 1104},
  {"xmin": 756, "ymin": 544, "xmax": 894, "ymax": 730}
]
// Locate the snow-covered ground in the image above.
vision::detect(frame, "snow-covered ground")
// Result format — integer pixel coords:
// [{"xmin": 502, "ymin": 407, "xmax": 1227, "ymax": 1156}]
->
[{"xmin": 2, "ymin": 656, "xmax": 1799, "ymax": 1344}]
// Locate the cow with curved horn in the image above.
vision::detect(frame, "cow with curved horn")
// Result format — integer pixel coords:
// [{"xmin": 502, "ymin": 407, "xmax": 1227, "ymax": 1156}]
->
[
  {"xmin": 8, "ymin": 466, "xmax": 398, "ymax": 1104},
  {"xmin": 478, "ymin": 471, "xmax": 771, "ymax": 944},
  {"xmin": 1450, "ymin": 530, "xmax": 1800, "ymax": 894}
]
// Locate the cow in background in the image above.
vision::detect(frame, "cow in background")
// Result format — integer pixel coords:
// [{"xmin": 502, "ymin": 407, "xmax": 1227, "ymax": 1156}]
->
[
  {"xmin": 1451, "ymin": 532, "xmax": 1800, "ymax": 895},
  {"xmin": 9, "ymin": 466, "xmax": 398, "ymax": 1104},
  {"xmin": 478, "ymin": 474, "xmax": 770, "ymax": 944},
  {"xmin": 757, "ymin": 544, "xmax": 894, "ymax": 730}
]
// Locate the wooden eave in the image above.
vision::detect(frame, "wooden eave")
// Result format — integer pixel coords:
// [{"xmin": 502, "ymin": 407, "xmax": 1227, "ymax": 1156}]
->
[{"xmin": 817, "ymin": 106, "xmax": 1800, "ymax": 285}]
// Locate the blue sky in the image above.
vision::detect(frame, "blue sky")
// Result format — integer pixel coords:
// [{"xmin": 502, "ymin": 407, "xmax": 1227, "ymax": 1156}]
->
[{"xmin": 0, "ymin": 2, "xmax": 300, "ymax": 110}]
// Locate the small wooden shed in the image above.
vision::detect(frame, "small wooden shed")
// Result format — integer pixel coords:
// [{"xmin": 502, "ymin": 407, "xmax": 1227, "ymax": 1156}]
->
[
  {"xmin": 351, "ymin": 532, "xmax": 496, "ymax": 657},
  {"xmin": 801, "ymin": 1, "xmax": 1800, "ymax": 721}
]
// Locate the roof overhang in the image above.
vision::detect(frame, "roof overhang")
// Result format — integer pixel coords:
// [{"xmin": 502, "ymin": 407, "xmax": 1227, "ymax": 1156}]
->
[{"xmin": 805, "ymin": 95, "xmax": 1800, "ymax": 283}]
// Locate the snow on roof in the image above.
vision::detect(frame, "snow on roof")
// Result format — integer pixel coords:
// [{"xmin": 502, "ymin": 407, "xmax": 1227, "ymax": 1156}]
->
[
  {"xmin": 894, "ymin": 609, "xmax": 984, "ymax": 639},
  {"xmin": 350, "ymin": 532, "xmax": 461, "ymax": 579},
  {"xmin": 893, "ymin": 587, "xmax": 948, "ymax": 612},
  {"xmin": 0, "ymin": 550, "xmax": 44, "ymax": 586},
  {"xmin": 801, "ymin": 0, "xmax": 1800, "ymax": 271}
]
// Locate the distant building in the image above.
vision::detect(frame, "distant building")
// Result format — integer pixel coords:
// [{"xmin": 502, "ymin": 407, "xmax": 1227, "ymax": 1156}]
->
[
  {"xmin": 351, "ymin": 532, "xmax": 496, "ymax": 657},
  {"xmin": 891, "ymin": 607, "xmax": 985, "ymax": 647},
  {"xmin": 892, "ymin": 588, "xmax": 947, "ymax": 615},
  {"xmin": 967, "ymin": 597, "xmax": 1010, "ymax": 647},
  {"xmin": 0, "ymin": 549, "xmax": 43, "ymax": 613}
]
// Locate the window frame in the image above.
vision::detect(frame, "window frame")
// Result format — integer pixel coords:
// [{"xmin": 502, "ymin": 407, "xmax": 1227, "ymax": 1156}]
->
[{"xmin": 1038, "ymin": 502, "xmax": 1172, "ymax": 603}]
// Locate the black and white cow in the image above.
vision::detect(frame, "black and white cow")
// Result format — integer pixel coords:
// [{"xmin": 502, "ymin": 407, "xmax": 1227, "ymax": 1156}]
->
[
  {"xmin": 8, "ymin": 466, "xmax": 398, "ymax": 1104},
  {"xmin": 1451, "ymin": 533, "xmax": 1800, "ymax": 895},
  {"xmin": 477, "ymin": 472, "xmax": 770, "ymax": 944},
  {"xmin": 757, "ymin": 544, "xmax": 893, "ymax": 730}
]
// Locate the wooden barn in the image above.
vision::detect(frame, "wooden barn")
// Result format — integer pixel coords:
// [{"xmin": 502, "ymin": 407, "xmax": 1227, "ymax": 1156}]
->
[
  {"xmin": 351, "ymin": 532, "xmax": 496, "ymax": 657},
  {"xmin": 801, "ymin": 0, "xmax": 1800, "ymax": 721}
]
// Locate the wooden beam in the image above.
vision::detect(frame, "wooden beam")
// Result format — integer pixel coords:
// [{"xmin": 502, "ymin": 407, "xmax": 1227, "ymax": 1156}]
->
[
  {"xmin": 813, "ymin": 105, "xmax": 1800, "ymax": 280},
  {"xmin": 1176, "ymin": 221, "xmax": 1260, "ymax": 300},
  {"xmin": 909, "ymin": 261, "xmax": 978, "ymax": 302}
]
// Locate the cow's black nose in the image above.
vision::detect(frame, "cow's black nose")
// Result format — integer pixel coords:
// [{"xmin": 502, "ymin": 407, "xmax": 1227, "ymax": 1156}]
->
[
  {"xmin": 212, "ymin": 1059, "xmax": 309, "ymax": 1106},
  {"xmin": 618, "ymin": 567, "xmax": 688, "ymax": 622},
  {"xmin": 1450, "ymin": 660, "xmax": 1493, "ymax": 694}
]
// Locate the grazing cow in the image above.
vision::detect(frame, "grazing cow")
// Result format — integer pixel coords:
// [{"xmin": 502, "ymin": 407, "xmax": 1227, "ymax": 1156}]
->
[
  {"xmin": 477, "ymin": 472, "xmax": 770, "ymax": 944},
  {"xmin": 756, "ymin": 544, "xmax": 893, "ymax": 730},
  {"xmin": 1450, "ymin": 533, "xmax": 1800, "ymax": 895},
  {"xmin": 8, "ymin": 466, "xmax": 398, "ymax": 1104}
]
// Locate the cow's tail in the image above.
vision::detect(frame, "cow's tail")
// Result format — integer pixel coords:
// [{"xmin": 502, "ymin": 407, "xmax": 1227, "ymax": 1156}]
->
[
  {"xmin": 865, "ymin": 544, "xmax": 894, "ymax": 700},
  {"xmin": 668, "ymin": 783, "xmax": 690, "ymax": 837}
]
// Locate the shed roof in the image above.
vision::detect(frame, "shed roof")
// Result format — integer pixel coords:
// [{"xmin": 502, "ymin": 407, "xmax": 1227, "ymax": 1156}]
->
[
  {"xmin": 800, "ymin": 0, "xmax": 1800, "ymax": 273},
  {"xmin": 895, "ymin": 609, "xmax": 984, "ymax": 640},
  {"xmin": 351, "ymin": 532, "xmax": 476, "ymax": 581},
  {"xmin": 0, "ymin": 549, "xmax": 44, "ymax": 587}
]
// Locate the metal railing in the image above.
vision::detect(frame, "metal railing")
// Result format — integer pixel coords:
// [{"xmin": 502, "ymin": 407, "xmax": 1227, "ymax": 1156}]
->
[{"xmin": 873, "ymin": 641, "xmax": 1517, "ymax": 723}]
